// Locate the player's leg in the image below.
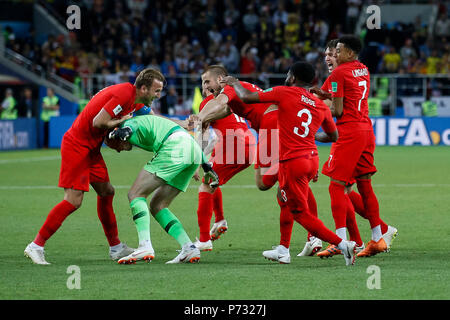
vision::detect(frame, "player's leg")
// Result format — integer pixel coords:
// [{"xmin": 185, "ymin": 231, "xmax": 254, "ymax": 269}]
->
[
  {"xmin": 25, "ymin": 136, "xmax": 88, "ymax": 264},
  {"xmin": 354, "ymin": 131, "xmax": 392, "ymax": 256},
  {"xmin": 151, "ymin": 183, "xmax": 200, "ymax": 264},
  {"xmin": 283, "ymin": 157, "xmax": 356, "ymax": 266},
  {"xmin": 118, "ymin": 169, "xmax": 166, "ymax": 264},
  {"xmin": 297, "ymin": 186, "xmax": 323, "ymax": 257},
  {"xmin": 195, "ymin": 182, "xmax": 215, "ymax": 250}
]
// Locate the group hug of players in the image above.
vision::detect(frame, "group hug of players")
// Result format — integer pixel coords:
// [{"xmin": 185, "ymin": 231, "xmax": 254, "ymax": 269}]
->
[{"xmin": 24, "ymin": 35, "xmax": 397, "ymax": 266}]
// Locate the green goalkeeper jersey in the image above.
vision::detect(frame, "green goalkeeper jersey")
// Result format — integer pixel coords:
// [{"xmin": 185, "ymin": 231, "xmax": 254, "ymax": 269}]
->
[{"xmin": 122, "ymin": 115, "xmax": 184, "ymax": 153}]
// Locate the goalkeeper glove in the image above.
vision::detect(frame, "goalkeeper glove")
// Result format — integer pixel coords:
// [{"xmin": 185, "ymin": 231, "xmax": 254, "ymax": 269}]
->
[
  {"xmin": 201, "ymin": 162, "xmax": 219, "ymax": 188},
  {"xmin": 109, "ymin": 127, "xmax": 132, "ymax": 141}
]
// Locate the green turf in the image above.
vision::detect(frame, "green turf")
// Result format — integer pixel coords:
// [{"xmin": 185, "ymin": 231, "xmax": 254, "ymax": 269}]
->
[{"xmin": 0, "ymin": 146, "xmax": 449, "ymax": 300}]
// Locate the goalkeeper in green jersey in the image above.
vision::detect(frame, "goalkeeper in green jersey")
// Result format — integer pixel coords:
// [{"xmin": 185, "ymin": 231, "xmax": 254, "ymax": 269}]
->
[{"xmin": 105, "ymin": 115, "xmax": 219, "ymax": 264}]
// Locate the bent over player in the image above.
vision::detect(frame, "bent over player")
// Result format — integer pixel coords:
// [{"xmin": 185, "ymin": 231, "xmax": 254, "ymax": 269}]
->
[{"xmin": 106, "ymin": 115, "xmax": 219, "ymax": 264}]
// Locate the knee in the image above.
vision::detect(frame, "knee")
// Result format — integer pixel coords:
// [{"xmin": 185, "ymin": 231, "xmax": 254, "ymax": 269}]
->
[
  {"xmin": 149, "ymin": 200, "xmax": 167, "ymax": 216},
  {"xmin": 64, "ymin": 191, "xmax": 83, "ymax": 209},
  {"xmin": 98, "ymin": 185, "xmax": 115, "ymax": 197},
  {"xmin": 199, "ymin": 183, "xmax": 214, "ymax": 194}
]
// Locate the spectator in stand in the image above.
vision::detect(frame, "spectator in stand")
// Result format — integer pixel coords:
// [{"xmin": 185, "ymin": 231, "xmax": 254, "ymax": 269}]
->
[
  {"xmin": 240, "ymin": 42, "xmax": 258, "ymax": 75},
  {"xmin": 426, "ymin": 49, "xmax": 442, "ymax": 74},
  {"xmin": 382, "ymin": 47, "xmax": 402, "ymax": 73},
  {"xmin": 435, "ymin": 13, "xmax": 450, "ymax": 39},
  {"xmin": 17, "ymin": 87, "xmax": 36, "ymax": 119},
  {"xmin": 400, "ymin": 38, "xmax": 418, "ymax": 66},
  {"xmin": 284, "ymin": 13, "xmax": 300, "ymax": 49}
]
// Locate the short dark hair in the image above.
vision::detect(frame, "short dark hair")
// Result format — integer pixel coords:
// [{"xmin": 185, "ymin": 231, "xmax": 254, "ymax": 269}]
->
[
  {"xmin": 135, "ymin": 68, "xmax": 166, "ymax": 88},
  {"xmin": 202, "ymin": 65, "xmax": 228, "ymax": 77},
  {"xmin": 338, "ymin": 35, "xmax": 362, "ymax": 54},
  {"xmin": 290, "ymin": 61, "xmax": 316, "ymax": 84},
  {"xmin": 326, "ymin": 39, "xmax": 339, "ymax": 49}
]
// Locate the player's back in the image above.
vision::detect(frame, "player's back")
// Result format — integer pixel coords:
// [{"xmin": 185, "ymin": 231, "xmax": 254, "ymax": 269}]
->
[
  {"xmin": 276, "ymin": 86, "xmax": 334, "ymax": 161},
  {"xmin": 330, "ymin": 60, "xmax": 372, "ymax": 130},
  {"xmin": 221, "ymin": 81, "xmax": 273, "ymax": 131}
]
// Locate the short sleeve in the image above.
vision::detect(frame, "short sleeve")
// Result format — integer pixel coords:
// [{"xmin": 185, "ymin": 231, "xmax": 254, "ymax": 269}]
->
[
  {"xmin": 221, "ymin": 85, "xmax": 237, "ymax": 102},
  {"xmin": 257, "ymin": 86, "xmax": 282, "ymax": 104}
]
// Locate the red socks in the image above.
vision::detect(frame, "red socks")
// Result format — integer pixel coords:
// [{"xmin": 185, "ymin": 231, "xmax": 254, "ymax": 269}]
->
[
  {"xmin": 348, "ymin": 190, "xmax": 388, "ymax": 234},
  {"xmin": 356, "ymin": 179, "xmax": 382, "ymax": 229},
  {"xmin": 345, "ymin": 195, "xmax": 363, "ymax": 246},
  {"xmin": 34, "ymin": 200, "xmax": 77, "ymax": 246},
  {"xmin": 277, "ymin": 196, "xmax": 293, "ymax": 248},
  {"xmin": 291, "ymin": 209, "xmax": 342, "ymax": 246},
  {"xmin": 329, "ymin": 181, "xmax": 348, "ymax": 230},
  {"xmin": 197, "ymin": 192, "xmax": 214, "ymax": 242},
  {"xmin": 212, "ymin": 187, "xmax": 224, "ymax": 222},
  {"xmin": 97, "ymin": 195, "xmax": 120, "ymax": 247},
  {"xmin": 307, "ymin": 187, "xmax": 317, "ymax": 240}
]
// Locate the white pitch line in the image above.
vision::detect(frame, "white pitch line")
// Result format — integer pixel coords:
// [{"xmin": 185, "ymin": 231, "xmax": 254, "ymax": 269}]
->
[
  {"xmin": 0, "ymin": 184, "xmax": 449, "ymax": 190},
  {"xmin": 0, "ymin": 156, "xmax": 61, "ymax": 164}
]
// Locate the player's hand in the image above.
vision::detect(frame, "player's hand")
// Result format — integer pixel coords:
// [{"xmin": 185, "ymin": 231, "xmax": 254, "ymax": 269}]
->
[
  {"xmin": 108, "ymin": 126, "xmax": 132, "ymax": 141},
  {"xmin": 192, "ymin": 168, "xmax": 201, "ymax": 181},
  {"xmin": 201, "ymin": 162, "xmax": 219, "ymax": 189},
  {"xmin": 309, "ymin": 87, "xmax": 331, "ymax": 100},
  {"xmin": 187, "ymin": 114, "xmax": 200, "ymax": 131},
  {"xmin": 219, "ymin": 76, "xmax": 239, "ymax": 86},
  {"xmin": 312, "ymin": 171, "xmax": 319, "ymax": 183}
]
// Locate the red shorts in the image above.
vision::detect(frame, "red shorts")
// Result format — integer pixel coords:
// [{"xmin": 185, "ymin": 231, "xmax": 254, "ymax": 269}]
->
[
  {"xmin": 322, "ymin": 130, "xmax": 377, "ymax": 183},
  {"xmin": 58, "ymin": 132, "xmax": 110, "ymax": 192},
  {"xmin": 204, "ymin": 137, "xmax": 255, "ymax": 186},
  {"xmin": 257, "ymin": 109, "xmax": 278, "ymax": 168},
  {"xmin": 279, "ymin": 153, "xmax": 319, "ymax": 213}
]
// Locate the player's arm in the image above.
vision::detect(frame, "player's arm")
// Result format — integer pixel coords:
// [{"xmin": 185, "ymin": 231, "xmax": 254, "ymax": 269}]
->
[
  {"xmin": 330, "ymin": 97, "xmax": 344, "ymax": 117},
  {"xmin": 203, "ymin": 127, "xmax": 219, "ymax": 156},
  {"xmin": 220, "ymin": 76, "xmax": 260, "ymax": 104},
  {"xmin": 315, "ymin": 107, "xmax": 338, "ymax": 142},
  {"xmin": 198, "ymin": 94, "xmax": 232, "ymax": 124},
  {"xmin": 310, "ymin": 87, "xmax": 332, "ymax": 101},
  {"xmin": 93, "ymin": 108, "xmax": 132, "ymax": 129}
]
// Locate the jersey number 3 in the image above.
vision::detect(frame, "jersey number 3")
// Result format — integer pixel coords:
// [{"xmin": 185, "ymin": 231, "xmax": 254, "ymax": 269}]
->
[{"xmin": 293, "ymin": 109, "xmax": 312, "ymax": 138}]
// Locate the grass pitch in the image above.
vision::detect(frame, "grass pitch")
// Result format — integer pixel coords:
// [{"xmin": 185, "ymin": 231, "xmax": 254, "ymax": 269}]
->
[{"xmin": 0, "ymin": 146, "xmax": 449, "ymax": 300}]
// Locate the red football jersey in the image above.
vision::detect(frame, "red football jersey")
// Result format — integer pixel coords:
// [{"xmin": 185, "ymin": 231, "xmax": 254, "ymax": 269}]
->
[
  {"xmin": 321, "ymin": 76, "xmax": 332, "ymax": 93},
  {"xmin": 328, "ymin": 60, "xmax": 372, "ymax": 131},
  {"xmin": 258, "ymin": 86, "xmax": 336, "ymax": 161},
  {"xmin": 199, "ymin": 94, "xmax": 248, "ymax": 137},
  {"xmin": 200, "ymin": 94, "xmax": 253, "ymax": 164},
  {"xmin": 67, "ymin": 83, "xmax": 144, "ymax": 149},
  {"xmin": 221, "ymin": 81, "xmax": 273, "ymax": 131}
]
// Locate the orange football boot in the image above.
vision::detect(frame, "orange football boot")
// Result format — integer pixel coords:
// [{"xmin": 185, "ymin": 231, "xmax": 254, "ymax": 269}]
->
[
  {"xmin": 356, "ymin": 238, "xmax": 387, "ymax": 257},
  {"xmin": 317, "ymin": 244, "xmax": 342, "ymax": 258}
]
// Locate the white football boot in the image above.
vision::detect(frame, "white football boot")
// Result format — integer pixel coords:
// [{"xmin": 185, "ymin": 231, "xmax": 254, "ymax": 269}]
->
[
  {"xmin": 118, "ymin": 246, "xmax": 155, "ymax": 264},
  {"xmin": 210, "ymin": 219, "xmax": 228, "ymax": 241},
  {"xmin": 109, "ymin": 242, "xmax": 135, "ymax": 261},
  {"xmin": 297, "ymin": 236, "xmax": 323, "ymax": 256},
  {"xmin": 166, "ymin": 243, "xmax": 201, "ymax": 264},
  {"xmin": 341, "ymin": 241, "xmax": 357, "ymax": 266},
  {"xmin": 382, "ymin": 226, "xmax": 398, "ymax": 252},
  {"xmin": 194, "ymin": 237, "xmax": 213, "ymax": 251},
  {"xmin": 263, "ymin": 245, "xmax": 291, "ymax": 264},
  {"xmin": 24, "ymin": 243, "xmax": 50, "ymax": 265}
]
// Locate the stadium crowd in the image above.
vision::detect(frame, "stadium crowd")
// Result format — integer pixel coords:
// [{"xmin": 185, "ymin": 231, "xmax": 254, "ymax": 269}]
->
[{"xmin": 2, "ymin": 0, "xmax": 449, "ymax": 113}]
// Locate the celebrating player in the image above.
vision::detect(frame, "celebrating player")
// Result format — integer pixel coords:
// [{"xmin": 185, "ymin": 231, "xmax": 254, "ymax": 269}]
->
[
  {"xmin": 24, "ymin": 68, "xmax": 165, "ymax": 265},
  {"xmin": 320, "ymin": 35, "xmax": 395, "ymax": 257},
  {"xmin": 311, "ymin": 39, "xmax": 397, "ymax": 258},
  {"xmin": 221, "ymin": 62, "xmax": 357, "ymax": 266},
  {"xmin": 193, "ymin": 81, "xmax": 256, "ymax": 251},
  {"xmin": 106, "ymin": 115, "xmax": 219, "ymax": 264},
  {"xmin": 188, "ymin": 65, "xmax": 289, "ymax": 249}
]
